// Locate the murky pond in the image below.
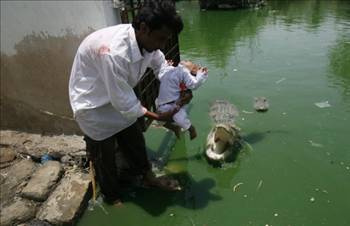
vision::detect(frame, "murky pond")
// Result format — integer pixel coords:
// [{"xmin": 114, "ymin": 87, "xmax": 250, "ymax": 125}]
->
[{"xmin": 78, "ymin": 1, "xmax": 350, "ymax": 225}]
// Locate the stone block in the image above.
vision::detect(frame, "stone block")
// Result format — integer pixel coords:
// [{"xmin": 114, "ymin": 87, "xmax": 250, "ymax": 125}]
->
[
  {"xmin": 36, "ymin": 172, "xmax": 91, "ymax": 225},
  {"xmin": 0, "ymin": 159, "xmax": 36, "ymax": 207},
  {"xmin": 22, "ymin": 161, "xmax": 63, "ymax": 201},
  {"xmin": 0, "ymin": 146, "xmax": 16, "ymax": 163},
  {"xmin": 0, "ymin": 198, "xmax": 36, "ymax": 226}
]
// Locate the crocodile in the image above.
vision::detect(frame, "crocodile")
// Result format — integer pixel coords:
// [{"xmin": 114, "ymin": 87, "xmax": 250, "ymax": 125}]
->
[
  {"xmin": 206, "ymin": 100, "xmax": 241, "ymax": 162},
  {"xmin": 254, "ymin": 97, "xmax": 269, "ymax": 112}
]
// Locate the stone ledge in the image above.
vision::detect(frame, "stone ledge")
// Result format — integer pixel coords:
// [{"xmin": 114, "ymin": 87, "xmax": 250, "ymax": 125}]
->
[
  {"xmin": 0, "ymin": 198, "xmax": 37, "ymax": 226},
  {"xmin": 22, "ymin": 160, "xmax": 63, "ymax": 201},
  {"xmin": 36, "ymin": 172, "xmax": 91, "ymax": 225},
  {"xmin": 0, "ymin": 159, "xmax": 37, "ymax": 207}
]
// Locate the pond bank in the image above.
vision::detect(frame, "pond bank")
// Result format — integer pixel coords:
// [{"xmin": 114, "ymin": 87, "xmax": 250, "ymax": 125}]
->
[{"xmin": 0, "ymin": 130, "xmax": 91, "ymax": 226}]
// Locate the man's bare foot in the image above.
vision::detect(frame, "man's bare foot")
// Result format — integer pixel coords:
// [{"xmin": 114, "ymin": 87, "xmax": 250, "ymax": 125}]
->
[
  {"xmin": 143, "ymin": 172, "xmax": 181, "ymax": 191},
  {"xmin": 189, "ymin": 125, "xmax": 197, "ymax": 140},
  {"xmin": 113, "ymin": 199, "xmax": 123, "ymax": 207}
]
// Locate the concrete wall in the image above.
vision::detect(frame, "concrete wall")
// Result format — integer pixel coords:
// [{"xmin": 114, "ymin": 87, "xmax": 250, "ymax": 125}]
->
[{"xmin": 1, "ymin": 0, "xmax": 121, "ymax": 135}]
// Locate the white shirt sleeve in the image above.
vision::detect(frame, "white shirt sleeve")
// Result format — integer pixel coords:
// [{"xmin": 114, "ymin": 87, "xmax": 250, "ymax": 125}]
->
[
  {"xmin": 149, "ymin": 50, "xmax": 166, "ymax": 79},
  {"xmin": 96, "ymin": 53, "xmax": 145, "ymax": 120},
  {"xmin": 182, "ymin": 69, "xmax": 208, "ymax": 90}
]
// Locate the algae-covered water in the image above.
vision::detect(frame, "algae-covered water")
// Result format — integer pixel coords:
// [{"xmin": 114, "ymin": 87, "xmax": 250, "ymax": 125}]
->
[{"xmin": 78, "ymin": 1, "xmax": 350, "ymax": 225}]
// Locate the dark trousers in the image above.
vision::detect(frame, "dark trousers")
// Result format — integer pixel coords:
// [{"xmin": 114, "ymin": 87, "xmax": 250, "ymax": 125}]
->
[{"xmin": 84, "ymin": 121, "xmax": 151, "ymax": 203}]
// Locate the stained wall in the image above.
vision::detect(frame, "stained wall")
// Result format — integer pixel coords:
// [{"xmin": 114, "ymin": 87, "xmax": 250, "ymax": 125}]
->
[{"xmin": 1, "ymin": 0, "xmax": 121, "ymax": 134}]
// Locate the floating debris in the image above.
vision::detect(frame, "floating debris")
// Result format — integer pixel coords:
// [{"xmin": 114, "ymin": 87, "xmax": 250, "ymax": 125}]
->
[
  {"xmin": 242, "ymin": 110, "xmax": 254, "ymax": 114},
  {"xmin": 315, "ymin": 101, "xmax": 331, "ymax": 108},
  {"xmin": 88, "ymin": 196, "xmax": 109, "ymax": 215},
  {"xmin": 310, "ymin": 197, "xmax": 315, "ymax": 202},
  {"xmin": 243, "ymin": 194, "xmax": 248, "ymax": 198},
  {"xmin": 275, "ymin": 78, "xmax": 286, "ymax": 84},
  {"xmin": 308, "ymin": 140, "xmax": 323, "ymax": 148},
  {"xmin": 169, "ymin": 213, "xmax": 175, "ymax": 217},
  {"xmin": 256, "ymin": 180, "xmax": 263, "ymax": 191},
  {"xmin": 233, "ymin": 182, "xmax": 244, "ymax": 192},
  {"xmin": 233, "ymin": 68, "xmax": 238, "ymax": 72},
  {"xmin": 274, "ymin": 213, "xmax": 278, "ymax": 217}
]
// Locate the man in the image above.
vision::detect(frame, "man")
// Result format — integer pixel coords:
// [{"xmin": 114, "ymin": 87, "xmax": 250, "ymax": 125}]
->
[{"xmin": 69, "ymin": 0, "xmax": 183, "ymax": 205}]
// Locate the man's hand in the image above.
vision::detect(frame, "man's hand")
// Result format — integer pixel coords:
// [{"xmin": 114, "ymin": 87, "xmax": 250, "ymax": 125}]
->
[
  {"xmin": 157, "ymin": 107, "xmax": 179, "ymax": 121},
  {"xmin": 177, "ymin": 90, "xmax": 193, "ymax": 107},
  {"xmin": 144, "ymin": 108, "xmax": 179, "ymax": 122}
]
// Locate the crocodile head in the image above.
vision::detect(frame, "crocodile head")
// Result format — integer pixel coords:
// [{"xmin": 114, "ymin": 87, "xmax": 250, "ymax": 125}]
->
[{"xmin": 206, "ymin": 124, "xmax": 241, "ymax": 161}]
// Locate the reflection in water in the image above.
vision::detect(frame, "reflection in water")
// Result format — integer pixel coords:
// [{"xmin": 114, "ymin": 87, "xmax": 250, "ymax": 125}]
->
[
  {"xmin": 180, "ymin": 4, "xmax": 269, "ymax": 67},
  {"xmin": 328, "ymin": 35, "xmax": 350, "ymax": 96}
]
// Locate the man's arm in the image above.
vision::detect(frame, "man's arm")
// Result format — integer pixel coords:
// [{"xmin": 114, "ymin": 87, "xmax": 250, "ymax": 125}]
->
[{"xmin": 143, "ymin": 107, "xmax": 179, "ymax": 121}]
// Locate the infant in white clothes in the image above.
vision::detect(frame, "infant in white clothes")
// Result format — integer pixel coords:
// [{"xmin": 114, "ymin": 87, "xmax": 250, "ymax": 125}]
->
[{"xmin": 156, "ymin": 60, "xmax": 208, "ymax": 139}]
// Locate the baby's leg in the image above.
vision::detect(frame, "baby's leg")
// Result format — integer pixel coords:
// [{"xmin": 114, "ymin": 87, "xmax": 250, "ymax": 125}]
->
[
  {"xmin": 173, "ymin": 108, "xmax": 196, "ymax": 140},
  {"xmin": 163, "ymin": 122, "xmax": 181, "ymax": 139},
  {"xmin": 158, "ymin": 103, "xmax": 181, "ymax": 138}
]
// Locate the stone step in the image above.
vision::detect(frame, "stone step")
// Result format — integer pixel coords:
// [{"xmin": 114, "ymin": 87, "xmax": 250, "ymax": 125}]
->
[
  {"xmin": 0, "ymin": 159, "xmax": 36, "ymax": 207},
  {"xmin": 21, "ymin": 160, "xmax": 63, "ymax": 201},
  {"xmin": 0, "ymin": 198, "xmax": 36, "ymax": 226},
  {"xmin": 36, "ymin": 172, "xmax": 91, "ymax": 225}
]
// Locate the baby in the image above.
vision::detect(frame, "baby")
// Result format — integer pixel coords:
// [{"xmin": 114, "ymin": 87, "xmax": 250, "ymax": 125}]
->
[{"xmin": 156, "ymin": 60, "xmax": 208, "ymax": 139}]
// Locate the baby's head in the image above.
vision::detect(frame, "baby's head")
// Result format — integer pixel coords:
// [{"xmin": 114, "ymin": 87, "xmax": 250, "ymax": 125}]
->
[{"xmin": 180, "ymin": 60, "xmax": 200, "ymax": 76}]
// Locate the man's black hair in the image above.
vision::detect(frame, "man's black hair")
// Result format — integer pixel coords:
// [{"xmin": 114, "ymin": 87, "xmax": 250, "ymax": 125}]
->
[{"xmin": 132, "ymin": 0, "xmax": 183, "ymax": 34}]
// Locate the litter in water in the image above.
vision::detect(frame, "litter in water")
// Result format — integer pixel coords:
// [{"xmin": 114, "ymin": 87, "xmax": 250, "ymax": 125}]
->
[
  {"xmin": 88, "ymin": 196, "xmax": 109, "ymax": 215},
  {"xmin": 256, "ymin": 180, "xmax": 263, "ymax": 191},
  {"xmin": 233, "ymin": 182, "xmax": 244, "ymax": 192},
  {"xmin": 315, "ymin": 101, "xmax": 331, "ymax": 108},
  {"xmin": 233, "ymin": 68, "xmax": 238, "ymax": 72},
  {"xmin": 242, "ymin": 110, "xmax": 254, "ymax": 114},
  {"xmin": 310, "ymin": 197, "xmax": 315, "ymax": 202},
  {"xmin": 275, "ymin": 78, "xmax": 286, "ymax": 84},
  {"xmin": 308, "ymin": 140, "xmax": 323, "ymax": 148}
]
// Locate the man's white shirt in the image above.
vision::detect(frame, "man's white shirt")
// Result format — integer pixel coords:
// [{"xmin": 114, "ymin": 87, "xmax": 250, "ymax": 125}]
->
[{"xmin": 69, "ymin": 24, "xmax": 165, "ymax": 140}]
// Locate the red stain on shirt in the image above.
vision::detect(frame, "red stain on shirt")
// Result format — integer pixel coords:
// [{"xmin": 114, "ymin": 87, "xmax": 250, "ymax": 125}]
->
[
  {"xmin": 179, "ymin": 82, "xmax": 187, "ymax": 91},
  {"xmin": 98, "ymin": 45, "xmax": 110, "ymax": 55}
]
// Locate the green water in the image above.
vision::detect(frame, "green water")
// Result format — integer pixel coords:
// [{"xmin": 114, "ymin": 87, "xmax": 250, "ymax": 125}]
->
[{"xmin": 78, "ymin": 1, "xmax": 350, "ymax": 225}]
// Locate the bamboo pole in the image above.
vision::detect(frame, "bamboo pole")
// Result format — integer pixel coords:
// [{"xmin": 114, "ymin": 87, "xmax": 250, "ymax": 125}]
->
[{"xmin": 89, "ymin": 160, "xmax": 97, "ymax": 201}]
